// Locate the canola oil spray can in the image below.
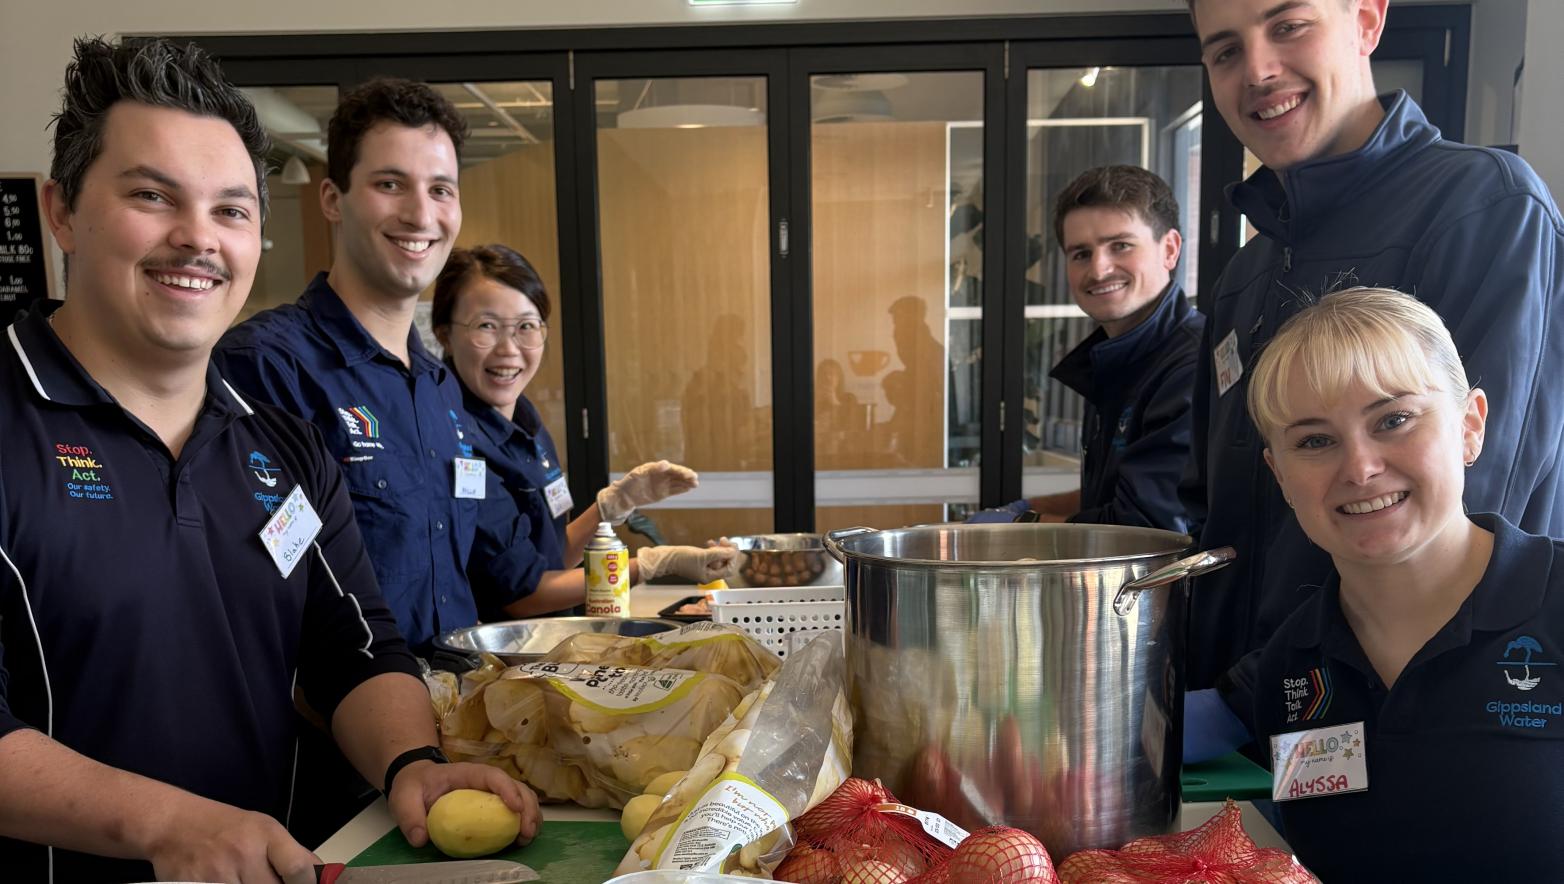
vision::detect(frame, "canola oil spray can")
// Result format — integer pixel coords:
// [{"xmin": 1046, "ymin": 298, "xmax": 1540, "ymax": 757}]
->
[{"xmin": 585, "ymin": 521, "xmax": 631, "ymax": 617}]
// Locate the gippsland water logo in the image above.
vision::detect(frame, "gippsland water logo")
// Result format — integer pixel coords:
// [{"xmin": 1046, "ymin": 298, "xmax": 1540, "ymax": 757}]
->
[
  {"xmin": 248, "ymin": 450, "xmax": 280, "ymax": 488},
  {"xmin": 1498, "ymin": 635, "xmax": 1556, "ymax": 691}
]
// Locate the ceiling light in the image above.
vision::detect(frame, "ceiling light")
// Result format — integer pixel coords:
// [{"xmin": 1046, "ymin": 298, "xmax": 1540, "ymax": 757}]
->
[{"xmin": 1080, "ymin": 67, "xmax": 1101, "ymax": 88}]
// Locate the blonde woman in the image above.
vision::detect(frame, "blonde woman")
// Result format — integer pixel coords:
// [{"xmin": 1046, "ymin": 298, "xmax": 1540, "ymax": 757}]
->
[{"xmin": 1222, "ymin": 286, "xmax": 1564, "ymax": 880}]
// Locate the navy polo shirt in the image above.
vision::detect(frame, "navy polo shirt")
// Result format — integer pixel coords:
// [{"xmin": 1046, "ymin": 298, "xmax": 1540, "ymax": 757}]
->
[
  {"xmin": 215, "ymin": 274, "xmax": 536, "ymax": 649},
  {"xmin": 1230, "ymin": 513, "xmax": 1564, "ymax": 881},
  {"xmin": 0, "ymin": 304, "xmax": 419, "ymax": 882},
  {"xmin": 461, "ymin": 387, "xmax": 566, "ymax": 611}
]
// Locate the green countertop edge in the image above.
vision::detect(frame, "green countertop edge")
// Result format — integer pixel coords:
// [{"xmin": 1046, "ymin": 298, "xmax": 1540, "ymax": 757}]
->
[{"xmin": 1181, "ymin": 751, "xmax": 1272, "ymax": 802}]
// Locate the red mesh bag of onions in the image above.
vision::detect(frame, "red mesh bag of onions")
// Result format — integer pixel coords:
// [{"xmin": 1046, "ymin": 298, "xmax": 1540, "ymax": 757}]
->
[
  {"xmin": 774, "ymin": 778, "xmax": 958, "ymax": 884},
  {"xmin": 910, "ymin": 826, "xmax": 1060, "ymax": 884},
  {"xmin": 1056, "ymin": 800, "xmax": 1318, "ymax": 883}
]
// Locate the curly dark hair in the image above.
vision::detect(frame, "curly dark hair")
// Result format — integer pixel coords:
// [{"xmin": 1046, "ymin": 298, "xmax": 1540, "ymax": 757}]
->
[
  {"xmin": 327, "ymin": 77, "xmax": 468, "ymax": 191},
  {"xmin": 1052, "ymin": 164, "xmax": 1181, "ymax": 247},
  {"xmin": 433, "ymin": 244, "xmax": 552, "ymax": 331},
  {"xmin": 50, "ymin": 36, "xmax": 272, "ymax": 221}
]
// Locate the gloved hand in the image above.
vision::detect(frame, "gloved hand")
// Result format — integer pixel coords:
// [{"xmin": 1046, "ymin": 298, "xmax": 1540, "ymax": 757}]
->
[
  {"xmin": 964, "ymin": 499, "xmax": 1033, "ymax": 523},
  {"xmin": 638, "ymin": 545, "xmax": 740, "ymax": 583},
  {"xmin": 597, "ymin": 461, "xmax": 698, "ymax": 525}
]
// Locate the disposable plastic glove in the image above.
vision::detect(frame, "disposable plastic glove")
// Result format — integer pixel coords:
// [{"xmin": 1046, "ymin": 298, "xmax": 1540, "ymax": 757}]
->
[
  {"xmin": 597, "ymin": 461, "xmax": 698, "ymax": 525},
  {"xmin": 638, "ymin": 545, "xmax": 740, "ymax": 583}
]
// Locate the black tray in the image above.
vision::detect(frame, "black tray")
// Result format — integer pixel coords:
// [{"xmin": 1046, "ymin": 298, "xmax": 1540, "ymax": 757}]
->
[{"xmin": 657, "ymin": 595, "xmax": 713, "ymax": 622}]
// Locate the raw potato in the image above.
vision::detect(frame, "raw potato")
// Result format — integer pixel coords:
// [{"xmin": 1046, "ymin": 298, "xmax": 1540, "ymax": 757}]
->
[
  {"xmin": 621, "ymin": 793, "xmax": 664, "ymax": 840},
  {"xmin": 644, "ymin": 770, "xmax": 687, "ymax": 797},
  {"xmin": 426, "ymin": 789, "xmax": 521, "ymax": 859}
]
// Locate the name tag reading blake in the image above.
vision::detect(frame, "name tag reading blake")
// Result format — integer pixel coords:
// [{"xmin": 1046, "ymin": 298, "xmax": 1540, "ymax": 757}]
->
[
  {"xmin": 454, "ymin": 457, "xmax": 487, "ymax": 500},
  {"xmin": 544, "ymin": 473, "xmax": 573, "ymax": 518},
  {"xmin": 1214, "ymin": 328, "xmax": 1244, "ymax": 398},
  {"xmin": 1271, "ymin": 721, "xmax": 1369, "ymax": 802},
  {"xmin": 258, "ymin": 485, "xmax": 324, "ymax": 579}
]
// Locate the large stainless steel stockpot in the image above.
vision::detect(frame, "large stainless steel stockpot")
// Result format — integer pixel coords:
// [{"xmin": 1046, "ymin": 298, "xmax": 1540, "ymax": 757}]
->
[{"xmin": 824, "ymin": 523, "xmax": 1233, "ymax": 858}]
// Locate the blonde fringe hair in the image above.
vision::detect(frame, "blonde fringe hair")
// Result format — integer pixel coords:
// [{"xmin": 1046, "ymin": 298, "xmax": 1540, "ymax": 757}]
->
[{"xmin": 1247, "ymin": 287, "xmax": 1470, "ymax": 443}]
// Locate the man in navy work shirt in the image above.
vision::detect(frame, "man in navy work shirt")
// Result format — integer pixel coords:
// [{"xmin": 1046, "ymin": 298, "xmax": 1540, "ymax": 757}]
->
[
  {"xmin": 1180, "ymin": 0, "xmax": 1564, "ymax": 690},
  {"xmin": 216, "ymin": 78, "xmax": 537, "ymax": 652},
  {"xmin": 0, "ymin": 38, "xmax": 538, "ymax": 883}
]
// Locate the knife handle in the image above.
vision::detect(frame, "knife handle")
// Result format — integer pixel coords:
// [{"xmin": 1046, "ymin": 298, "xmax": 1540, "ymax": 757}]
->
[{"xmin": 315, "ymin": 864, "xmax": 345, "ymax": 884}]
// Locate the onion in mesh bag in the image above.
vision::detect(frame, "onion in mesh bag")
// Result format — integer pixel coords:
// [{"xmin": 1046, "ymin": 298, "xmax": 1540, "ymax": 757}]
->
[{"xmin": 1056, "ymin": 800, "xmax": 1318, "ymax": 883}]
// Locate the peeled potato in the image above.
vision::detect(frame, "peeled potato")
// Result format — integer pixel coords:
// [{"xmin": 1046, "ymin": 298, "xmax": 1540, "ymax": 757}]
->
[
  {"xmin": 620, "ymin": 793, "xmax": 663, "ymax": 840},
  {"xmin": 426, "ymin": 789, "xmax": 520, "ymax": 859},
  {"xmin": 644, "ymin": 769, "xmax": 687, "ymax": 797}
]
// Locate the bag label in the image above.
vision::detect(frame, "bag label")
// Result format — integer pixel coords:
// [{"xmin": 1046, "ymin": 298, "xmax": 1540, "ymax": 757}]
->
[{"xmin": 656, "ymin": 772, "xmax": 789, "ymax": 870}]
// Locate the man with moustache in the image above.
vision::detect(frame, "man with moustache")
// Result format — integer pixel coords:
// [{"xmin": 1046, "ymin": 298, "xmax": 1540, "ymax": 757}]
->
[
  {"xmin": 0, "ymin": 38, "xmax": 538, "ymax": 883},
  {"xmin": 1179, "ymin": 0, "xmax": 1564, "ymax": 693}
]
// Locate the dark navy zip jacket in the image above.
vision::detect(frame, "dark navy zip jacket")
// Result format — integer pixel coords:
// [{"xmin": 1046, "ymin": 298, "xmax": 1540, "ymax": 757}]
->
[
  {"xmin": 1181, "ymin": 92, "xmax": 1564, "ymax": 690},
  {"xmin": 1050, "ymin": 282, "xmax": 1204, "ymax": 533}
]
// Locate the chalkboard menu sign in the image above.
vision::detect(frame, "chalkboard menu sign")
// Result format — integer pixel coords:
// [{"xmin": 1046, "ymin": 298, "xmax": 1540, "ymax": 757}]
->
[{"xmin": 0, "ymin": 173, "xmax": 55, "ymax": 325}]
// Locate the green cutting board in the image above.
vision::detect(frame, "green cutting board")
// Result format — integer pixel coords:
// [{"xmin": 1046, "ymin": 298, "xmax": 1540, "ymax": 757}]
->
[
  {"xmin": 349, "ymin": 820, "xmax": 626, "ymax": 882},
  {"xmin": 1181, "ymin": 751, "xmax": 1272, "ymax": 802}
]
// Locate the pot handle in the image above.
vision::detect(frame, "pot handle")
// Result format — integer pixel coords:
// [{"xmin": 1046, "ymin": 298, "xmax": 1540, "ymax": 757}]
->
[
  {"xmin": 823, "ymin": 526, "xmax": 876, "ymax": 562},
  {"xmin": 1112, "ymin": 546, "xmax": 1237, "ymax": 617}
]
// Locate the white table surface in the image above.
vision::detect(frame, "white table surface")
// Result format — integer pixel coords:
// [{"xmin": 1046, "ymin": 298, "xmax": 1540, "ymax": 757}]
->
[{"xmin": 329, "ymin": 586, "xmax": 1287, "ymax": 862}]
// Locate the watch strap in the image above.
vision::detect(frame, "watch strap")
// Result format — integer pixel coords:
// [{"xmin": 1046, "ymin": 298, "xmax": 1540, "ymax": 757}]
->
[{"xmin": 382, "ymin": 744, "xmax": 448, "ymax": 794}]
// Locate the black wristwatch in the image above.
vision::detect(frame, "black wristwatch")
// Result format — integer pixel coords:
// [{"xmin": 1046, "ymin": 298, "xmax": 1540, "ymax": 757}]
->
[{"xmin": 382, "ymin": 745, "xmax": 449, "ymax": 794}]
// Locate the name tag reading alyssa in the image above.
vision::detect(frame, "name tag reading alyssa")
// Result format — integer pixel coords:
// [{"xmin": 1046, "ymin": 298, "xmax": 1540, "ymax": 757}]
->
[
  {"xmin": 1271, "ymin": 721, "xmax": 1369, "ymax": 802},
  {"xmin": 258, "ymin": 485, "xmax": 323, "ymax": 579},
  {"xmin": 454, "ymin": 457, "xmax": 487, "ymax": 500},
  {"xmin": 544, "ymin": 473, "xmax": 574, "ymax": 518}
]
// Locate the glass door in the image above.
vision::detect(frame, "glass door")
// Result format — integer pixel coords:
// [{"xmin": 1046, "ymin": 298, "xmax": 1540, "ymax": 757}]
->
[
  {"xmin": 1014, "ymin": 64, "xmax": 1206, "ymax": 504},
  {"xmin": 794, "ymin": 47, "xmax": 1003, "ymax": 533},
  {"xmin": 574, "ymin": 53, "xmax": 789, "ymax": 549}
]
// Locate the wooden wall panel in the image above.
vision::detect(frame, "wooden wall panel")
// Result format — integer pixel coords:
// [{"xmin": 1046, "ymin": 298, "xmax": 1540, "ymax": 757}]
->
[
  {"xmin": 596, "ymin": 127, "xmax": 773, "ymax": 477},
  {"xmin": 811, "ymin": 121, "xmax": 949, "ymax": 474},
  {"xmin": 449, "ymin": 144, "xmax": 568, "ymax": 458}
]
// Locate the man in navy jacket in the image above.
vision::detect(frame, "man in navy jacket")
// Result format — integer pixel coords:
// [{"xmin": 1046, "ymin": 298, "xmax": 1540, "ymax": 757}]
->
[
  {"xmin": 1020, "ymin": 165, "xmax": 1205, "ymax": 533},
  {"xmin": 1181, "ymin": 0, "xmax": 1564, "ymax": 690}
]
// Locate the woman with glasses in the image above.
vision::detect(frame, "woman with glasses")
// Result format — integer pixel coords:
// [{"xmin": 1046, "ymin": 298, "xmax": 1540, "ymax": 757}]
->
[{"xmin": 434, "ymin": 245, "xmax": 736, "ymax": 617}]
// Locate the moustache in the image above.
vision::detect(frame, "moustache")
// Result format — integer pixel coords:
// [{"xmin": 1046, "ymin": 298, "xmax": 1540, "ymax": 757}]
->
[{"xmin": 140, "ymin": 257, "xmax": 232, "ymax": 283}]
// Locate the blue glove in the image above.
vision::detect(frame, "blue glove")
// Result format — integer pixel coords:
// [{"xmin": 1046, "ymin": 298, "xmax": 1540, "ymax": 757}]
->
[
  {"xmin": 965, "ymin": 499, "xmax": 1032, "ymax": 523},
  {"xmin": 1184, "ymin": 688, "xmax": 1253, "ymax": 763}
]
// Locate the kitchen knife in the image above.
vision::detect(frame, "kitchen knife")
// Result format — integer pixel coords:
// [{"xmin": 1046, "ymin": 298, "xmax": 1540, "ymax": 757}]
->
[{"xmin": 315, "ymin": 859, "xmax": 539, "ymax": 883}]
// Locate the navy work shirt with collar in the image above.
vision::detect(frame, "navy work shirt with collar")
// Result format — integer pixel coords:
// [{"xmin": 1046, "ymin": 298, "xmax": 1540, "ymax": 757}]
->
[
  {"xmin": 1226, "ymin": 513, "xmax": 1564, "ymax": 881},
  {"xmin": 460, "ymin": 386, "xmax": 566, "ymax": 615},
  {"xmin": 214, "ymin": 273, "xmax": 534, "ymax": 650},
  {"xmin": 0, "ymin": 304, "xmax": 419, "ymax": 882},
  {"xmin": 1049, "ymin": 282, "xmax": 1204, "ymax": 533}
]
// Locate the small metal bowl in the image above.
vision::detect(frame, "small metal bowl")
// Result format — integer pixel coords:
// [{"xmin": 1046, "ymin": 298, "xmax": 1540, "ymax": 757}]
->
[
  {"xmin": 724, "ymin": 533, "xmax": 843, "ymax": 588},
  {"xmin": 433, "ymin": 616, "xmax": 681, "ymax": 669}
]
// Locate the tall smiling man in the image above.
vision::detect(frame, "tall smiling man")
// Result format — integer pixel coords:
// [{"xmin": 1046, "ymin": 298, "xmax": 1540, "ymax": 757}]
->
[
  {"xmin": 0, "ymin": 38, "xmax": 537, "ymax": 882},
  {"xmin": 1181, "ymin": 0, "xmax": 1564, "ymax": 691}
]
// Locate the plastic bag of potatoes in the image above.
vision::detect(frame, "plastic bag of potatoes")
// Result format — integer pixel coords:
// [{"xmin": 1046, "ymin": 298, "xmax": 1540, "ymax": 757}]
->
[
  {"xmin": 615, "ymin": 634, "xmax": 854, "ymax": 877},
  {"xmin": 437, "ymin": 653, "xmax": 745, "ymax": 808},
  {"xmin": 542, "ymin": 621, "xmax": 781, "ymax": 692}
]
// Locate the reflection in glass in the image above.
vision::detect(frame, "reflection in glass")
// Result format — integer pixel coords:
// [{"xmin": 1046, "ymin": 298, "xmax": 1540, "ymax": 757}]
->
[
  {"xmin": 596, "ymin": 77, "xmax": 774, "ymax": 547},
  {"xmin": 1021, "ymin": 67, "xmax": 1204, "ymax": 496},
  {"xmin": 810, "ymin": 71, "xmax": 985, "ymax": 532}
]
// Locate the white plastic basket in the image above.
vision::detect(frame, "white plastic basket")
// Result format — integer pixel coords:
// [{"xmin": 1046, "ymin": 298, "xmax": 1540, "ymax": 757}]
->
[{"xmin": 707, "ymin": 585, "xmax": 846, "ymax": 658}]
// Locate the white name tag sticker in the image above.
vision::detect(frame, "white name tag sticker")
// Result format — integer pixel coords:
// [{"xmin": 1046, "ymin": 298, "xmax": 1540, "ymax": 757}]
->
[
  {"xmin": 454, "ymin": 457, "xmax": 487, "ymax": 500},
  {"xmin": 1271, "ymin": 721, "xmax": 1368, "ymax": 802},
  {"xmin": 258, "ymin": 484, "xmax": 324, "ymax": 579},
  {"xmin": 1214, "ymin": 328, "xmax": 1244, "ymax": 397},
  {"xmin": 544, "ymin": 474, "xmax": 574, "ymax": 518}
]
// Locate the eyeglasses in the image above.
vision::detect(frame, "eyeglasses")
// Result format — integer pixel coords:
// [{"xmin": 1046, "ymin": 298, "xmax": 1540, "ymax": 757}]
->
[{"xmin": 454, "ymin": 317, "xmax": 548, "ymax": 350}]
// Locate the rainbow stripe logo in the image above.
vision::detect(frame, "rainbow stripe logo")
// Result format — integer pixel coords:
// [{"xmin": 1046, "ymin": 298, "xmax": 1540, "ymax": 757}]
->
[
  {"xmin": 1302, "ymin": 667, "xmax": 1332, "ymax": 721},
  {"xmin": 337, "ymin": 406, "xmax": 381, "ymax": 439}
]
